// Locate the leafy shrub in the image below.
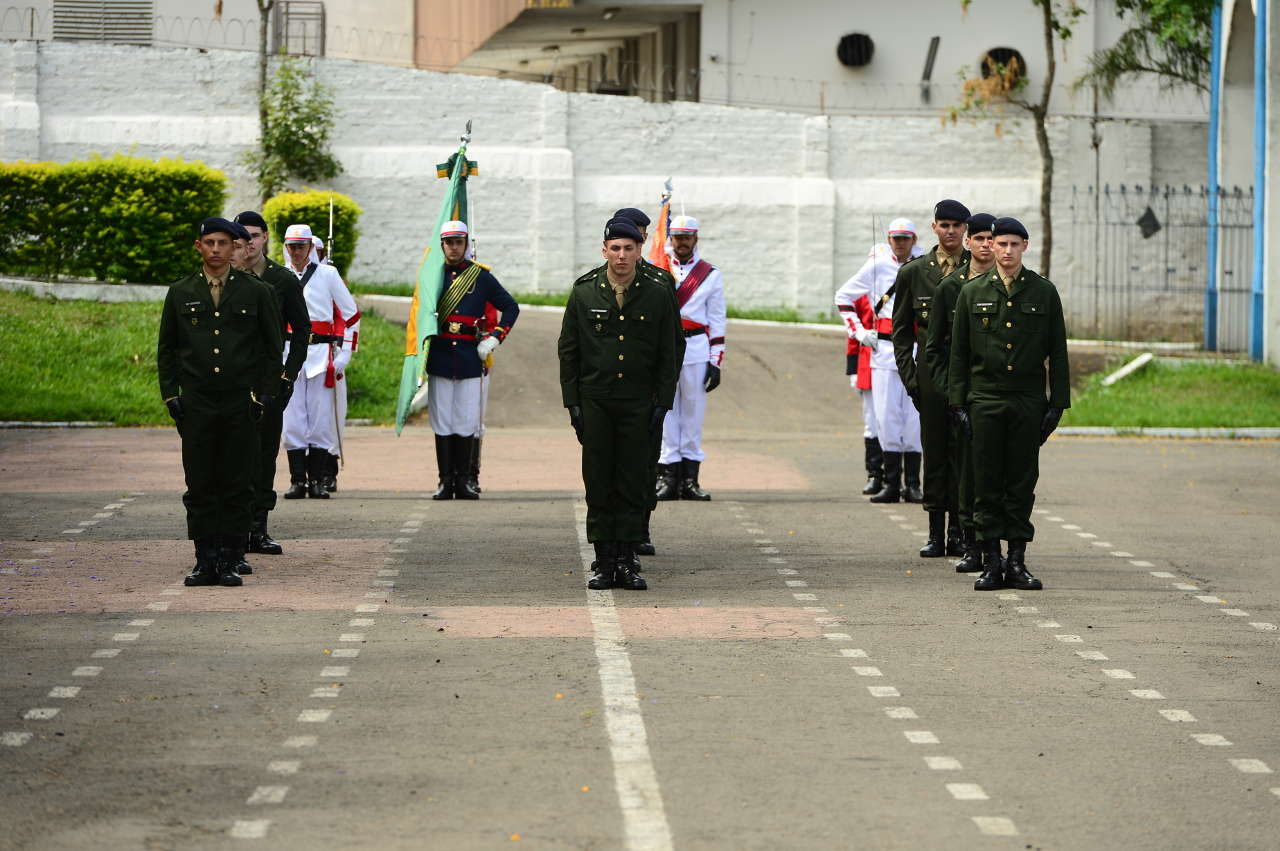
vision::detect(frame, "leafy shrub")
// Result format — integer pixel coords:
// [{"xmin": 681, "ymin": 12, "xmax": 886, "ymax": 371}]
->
[{"xmin": 263, "ymin": 190, "xmax": 361, "ymax": 278}]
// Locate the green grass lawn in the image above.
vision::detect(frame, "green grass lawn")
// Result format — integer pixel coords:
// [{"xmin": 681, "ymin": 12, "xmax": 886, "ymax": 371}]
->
[
  {"xmin": 0, "ymin": 290, "xmax": 403, "ymax": 425},
  {"xmin": 1063, "ymin": 359, "xmax": 1280, "ymax": 428}
]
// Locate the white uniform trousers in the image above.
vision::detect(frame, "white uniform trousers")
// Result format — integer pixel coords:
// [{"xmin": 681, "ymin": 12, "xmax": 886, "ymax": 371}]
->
[
  {"xmin": 871, "ymin": 367, "xmax": 921, "ymax": 453},
  {"xmin": 333, "ymin": 373, "xmax": 347, "ymax": 459},
  {"xmin": 282, "ymin": 373, "xmax": 339, "ymax": 453},
  {"xmin": 427, "ymin": 375, "xmax": 483, "ymax": 437},
  {"xmin": 859, "ymin": 387, "xmax": 878, "ymax": 439},
  {"xmin": 659, "ymin": 362, "xmax": 708, "ymax": 464}
]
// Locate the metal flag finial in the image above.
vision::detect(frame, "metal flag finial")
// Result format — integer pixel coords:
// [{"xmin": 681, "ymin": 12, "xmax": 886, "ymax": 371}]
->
[{"xmin": 461, "ymin": 119, "xmax": 473, "ymax": 145}]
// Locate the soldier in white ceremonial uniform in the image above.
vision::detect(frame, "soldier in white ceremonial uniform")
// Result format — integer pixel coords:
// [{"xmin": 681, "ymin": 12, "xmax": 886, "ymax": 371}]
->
[
  {"xmin": 835, "ymin": 218, "xmax": 924, "ymax": 504},
  {"xmin": 655, "ymin": 215, "xmax": 725, "ymax": 501},
  {"xmin": 313, "ymin": 234, "xmax": 346, "ymax": 493},
  {"xmin": 280, "ymin": 224, "xmax": 361, "ymax": 499}
]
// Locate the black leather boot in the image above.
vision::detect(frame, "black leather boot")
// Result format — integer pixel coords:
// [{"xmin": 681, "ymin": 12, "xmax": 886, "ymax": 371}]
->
[
  {"xmin": 973, "ymin": 539, "xmax": 1005, "ymax": 591},
  {"xmin": 862, "ymin": 437, "xmax": 883, "ymax": 495},
  {"xmin": 945, "ymin": 512, "xmax": 963, "ymax": 556},
  {"xmin": 903, "ymin": 452, "xmax": 924, "ymax": 503},
  {"xmin": 248, "ymin": 508, "xmax": 283, "ymax": 555},
  {"xmin": 305, "ymin": 451, "xmax": 329, "ymax": 499},
  {"xmin": 283, "ymin": 449, "xmax": 307, "ymax": 499},
  {"xmin": 322, "ymin": 452, "xmax": 338, "ymax": 493},
  {"xmin": 470, "ymin": 436, "xmax": 483, "ymax": 494},
  {"xmin": 431, "ymin": 434, "xmax": 454, "ymax": 500},
  {"xmin": 587, "ymin": 541, "xmax": 614, "ymax": 589},
  {"xmin": 1004, "ymin": 540, "xmax": 1043, "ymax": 590},
  {"xmin": 655, "ymin": 464, "xmax": 679, "ymax": 501},
  {"xmin": 184, "ymin": 538, "xmax": 220, "ymax": 586},
  {"xmin": 636, "ymin": 510, "xmax": 655, "ymax": 556},
  {"xmin": 453, "ymin": 436, "xmax": 480, "ymax": 500},
  {"xmin": 216, "ymin": 536, "xmax": 246, "ymax": 587},
  {"xmin": 869, "ymin": 452, "xmax": 901, "ymax": 503},
  {"xmin": 953, "ymin": 526, "xmax": 982, "ymax": 573},
  {"xmin": 919, "ymin": 510, "xmax": 946, "ymax": 557},
  {"xmin": 614, "ymin": 542, "xmax": 648, "ymax": 590},
  {"xmin": 680, "ymin": 460, "xmax": 712, "ymax": 500}
]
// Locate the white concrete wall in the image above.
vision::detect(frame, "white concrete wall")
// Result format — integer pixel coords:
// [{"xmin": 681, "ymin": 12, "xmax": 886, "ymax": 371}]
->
[{"xmin": 0, "ymin": 40, "xmax": 1207, "ymax": 324}]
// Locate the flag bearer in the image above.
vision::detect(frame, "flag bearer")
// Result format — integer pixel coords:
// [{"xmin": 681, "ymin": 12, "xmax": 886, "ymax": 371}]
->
[
  {"xmin": 836, "ymin": 218, "xmax": 925, "ymax": 505},
  {"xmin": 655, "ymin": 215, "xmax": 725, "ymax": 501},
  {"xmin": 280, "ymin": 224, "xmax": 361, "ymax": 499},
  {"xmin": 948, "ymin": 217, "xmax": 1070, "ymax": 591},
  {"xmin": 892, "ymin": 199, "xmax": 971, "ymax": 556},
  {"xmin": 158, "ymin": 217, "xmax": 282, "ymax": 587},
  {"xmin": 559, "ymin": 217, "xmax": 679, "ymax": 590},
  {"xmin": 426, "ymin": 220, "xmax": 519, "ymax": 500},
  {"xmin": 925, "ymin": 212, "xmax": 996, "ymax": 573},
  {"xmin": 233, "ymin": 211, "xmax": 309, "ymax": 555},
  {"xmin": 314, "ymin": 234, "xmax": 345, "ymax": 493}
]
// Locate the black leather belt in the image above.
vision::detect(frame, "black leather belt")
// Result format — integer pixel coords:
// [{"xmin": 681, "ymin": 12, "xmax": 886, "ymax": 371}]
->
[
  {"xmin": 682, "ymin": 327, "xmax": 706, "ymax": 338},
  {"xmin": 309, "ymin": 333, "xmax": 343, "ymax": 345}
]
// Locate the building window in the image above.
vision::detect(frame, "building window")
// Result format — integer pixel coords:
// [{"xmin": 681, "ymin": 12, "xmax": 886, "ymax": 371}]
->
[{"xmin": 53, "ymin": 0, "xmax": 154, "ymax": 46}]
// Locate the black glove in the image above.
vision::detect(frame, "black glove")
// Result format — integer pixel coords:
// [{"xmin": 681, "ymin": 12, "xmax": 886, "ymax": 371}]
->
[
  {"xmin": 949, "ymin": 406, "xmax": 972, "ymax": 442},
  {"xmin": 648, "ymin": 406, "xmax": 667, "ymax": 437},
  {"xmin": 1040, "ymin": 407, "xmax": 1063, "ymax": 446},
  {"xmin": 251, "ymin": 394, "xmax": 271, "ymax": 422},
  {"xmin": 703, "ymin": 363, "xmax": 721, "ymax": 393},
  {"xmin": 907, "ymin": 387, "xmax": 920, "ymax": 411},
  {"xmin": 568, "ymin": 405, "xmax": 584, "ymax": 445},
  {"xmin": 165, "ymin": 397, "xmax": 183, "ymax": 424},
  {"xmin": 277, "ymin": 378, "xmax": 294, "ymax": 409}
]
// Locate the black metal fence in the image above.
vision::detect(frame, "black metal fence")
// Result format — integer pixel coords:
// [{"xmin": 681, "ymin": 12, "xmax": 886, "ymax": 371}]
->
[{"xmin": 1060, "ymin": 184, "xmax": 1253, "ymax": 349}]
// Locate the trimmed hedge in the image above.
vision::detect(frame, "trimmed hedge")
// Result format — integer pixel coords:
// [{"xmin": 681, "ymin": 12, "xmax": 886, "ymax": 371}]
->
[
  {"xmin": 263, "ymin": 190, "xmax": 361, "ymax": 278},
  {"xmin": 0, "ymin": 154, "xmax": 226, "ymax": 283}
]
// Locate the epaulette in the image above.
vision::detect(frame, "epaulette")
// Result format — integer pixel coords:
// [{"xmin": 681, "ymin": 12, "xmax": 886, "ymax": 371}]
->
[
  {"xmin": 574, "ymin": 267, "xmax": 601, "ymax": 287},
  {"xmin": 474, "ymin": 261, "xmax": 492, "ymax": 271},
  {"xmin": 900, "ymin": 253, "xmax": 929, "ymax": 269}
]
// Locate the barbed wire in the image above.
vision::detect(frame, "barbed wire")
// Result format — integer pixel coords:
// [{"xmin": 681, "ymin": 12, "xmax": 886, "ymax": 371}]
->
[{"xmin": 0, "ymin": 6, "xmax": 1208, "ymax": 120}]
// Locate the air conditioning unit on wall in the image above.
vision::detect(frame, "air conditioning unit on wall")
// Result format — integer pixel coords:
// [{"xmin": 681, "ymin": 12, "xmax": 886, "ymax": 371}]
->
[{"xmin": 52, "ymin": 0, "xmax": 154, "ymax": 46}]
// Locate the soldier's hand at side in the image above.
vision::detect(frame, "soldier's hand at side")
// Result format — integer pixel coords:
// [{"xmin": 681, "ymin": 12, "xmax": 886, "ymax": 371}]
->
[
  {"xmin": 703, "ymin": 364, "xmax": 721, "ymax": 393},
  {"xmin": 165, "ymin": 397, "xmax": 183, "ymax": 424},
  {"xmin": 568, "ymin": 405, "xmax": 584, "ymax": 445},
  {"xmin": 648, "ymin": 406, "xmax": 667, "ymax": 437},
  {"xmin": 277, "ymin": 378, "xmax": 294, "ymax": 409},
  {"xmin": 855, "ymin": 328, "xmax": 878, "ymax": 348},
  {"xmin": 907, "ymin": 388, "xmax": 920, "ymax": 411},
  {"xmin": 950, "ymin": 406, "xmax": 972, "ymax": 442},
  {"xmin": 251, "ymin": 394, "xmax": 271, "ymax": 422},
  {"xmin": 476, "ymin": 335, "xmax": 500, "ymax": 359},
  {"xmin": 1039, "ymin": 407, "xmax": 1063, "ymax": 445}
]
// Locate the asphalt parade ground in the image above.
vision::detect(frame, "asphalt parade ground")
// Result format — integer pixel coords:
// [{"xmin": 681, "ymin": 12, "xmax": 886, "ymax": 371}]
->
[{"xmin": 3, "ymin": 314, "xmax": 1279, "ymax": 850}]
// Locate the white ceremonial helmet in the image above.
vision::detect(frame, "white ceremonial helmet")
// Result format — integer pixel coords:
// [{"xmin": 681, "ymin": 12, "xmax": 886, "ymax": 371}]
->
[
  {"xmin": 887, "ymin": 217, "xmax": 917, "ymax": 237},
  {"xmin": 283, "ymin": 223, "xmax": 314, "ymax": 243},
  {"xmin": 669, "ymin": 215, "xmax": 699, "ymax": 234},
  {"xmin": 440, "ymin": 220, "xmax": 469, "ymax": 238}
]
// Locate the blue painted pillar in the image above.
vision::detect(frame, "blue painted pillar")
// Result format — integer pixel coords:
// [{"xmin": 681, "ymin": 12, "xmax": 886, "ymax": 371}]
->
[
  {"xmin": 1206, "ymin": 3, "xmax": 1223, "ymax": 351},
  {"xmin": 1252, "ymin": 0, "xmax": 1268, "ymax": 360}
]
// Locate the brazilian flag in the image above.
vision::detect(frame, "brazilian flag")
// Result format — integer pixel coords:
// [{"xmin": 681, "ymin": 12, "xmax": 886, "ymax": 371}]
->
[{"xmin": 395, "ymin": 147, "xmax": 478, "ymax": 434}]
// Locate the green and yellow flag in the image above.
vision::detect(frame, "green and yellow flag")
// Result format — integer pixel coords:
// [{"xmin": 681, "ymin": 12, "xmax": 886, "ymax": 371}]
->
[{"xmin": 395, "ymin": 147, "xmax": 478, "ymax": 434}]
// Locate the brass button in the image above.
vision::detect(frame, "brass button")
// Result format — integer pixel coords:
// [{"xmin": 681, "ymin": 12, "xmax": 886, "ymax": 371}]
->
[
  {"xmin": 452, "ymin": 341, "xmax": 457, "ymax": 346},
  {"xmin": 617, "ymin": 372, "xmax": 623, "ymax": 378},
  {"xmin": 213, "ymin": 348, "xmax": 220, "ymax": 354},
  {"xmin": 213, "ymin": 330, "xmax": 220, "ymax": 335},
  {"xmin": 618, "ymin": 354, "xmax": 624, "ymax": 361},
  {"xmin": 619, "ymin": 315, "xmax": 624, "ymax": 320},
  {"xmin": 1007, "ymin": 301, "xmax": 1013, "ymax": 307},
  {"xmin": 213, "ymin": 366, "xmax": 221, "ymax": 373},
  {"xmin": 1005, "ymin": 322, "xmax": 1012, "ymax": 328},
  {"xmin": 1006, "ymin": 365, "xmax": 1013, "ymax": 371},
  {"xmin": 1006, "ymin": 343, "xmax": 1012, "ymax": 349},
  {"xmin": 213, "ymin": 311, "xmax": 220, "ymax": 317},
  {"xmin": 618, "ymin": 335, "xmax": 624, "ymax": 341}
]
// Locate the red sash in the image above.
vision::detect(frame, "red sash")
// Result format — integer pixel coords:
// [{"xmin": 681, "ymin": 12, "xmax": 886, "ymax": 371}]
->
[{"xmin": 676, "ymin": 260, "xmax": 714, "ymax": 308}]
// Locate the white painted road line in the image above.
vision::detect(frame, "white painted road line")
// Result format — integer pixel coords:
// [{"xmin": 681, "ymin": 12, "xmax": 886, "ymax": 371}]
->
[
  {"xmin": 1195, "ymin": 595, "xmax": 1225, "ymax": 603},
  {"xmin": 1173, "ymin": 583, "xmax": 1199, "ymax": 591},
  {"xmin": 1055, "ymin": 635, "xmax": 1083, "ymax": 643},
  {"xmin": 1159, "ymin": 709, "xmax": 1197, "ymax": 722},
  {"xmin": 1037, "ymin": 621, "xmax": 1062, "ymax": 629},
  {"xmin": 823, "ymin": 633, "xmax": 852, "ymax": 641},
  {"xmin": 23, "ymin": 708, "xmax": 59, "ymax": 720},
  {"xmin": 72, "ymin": 666, "xmax": 103, "ymax": 677},
  {"xmin": 575, "ymin": 502, "xmax": 673, "ymax": 851},
  {"xmin": 1229, "ymin": 759, "xmax": 1273, "ymax": 774},
  {"xmin": 354, "ymin": 604, "xmax": 380, "ymax": 613},
  {"xmin": 838, "ymin": 648, "xmax": 868, "ymax": 658},
  {"xmin": 112, "ymin": 633, "xmax": 139, "ymax": 642},
  {"xmin": 903, "ymin": 731, "xmax": 940, "ymax": 744},
  {"xmin": 320, "ymin": 667, "xmax": 350, "ymax": 678},
  {"xmin": 145, "ymin": 602, "xmax": 170, "ymax": 612},
  {"xmin": 1191, "ymin": 734, "xmax": 1232, "ymax": 746},
  {"xmin": 1249, "ymin": 622, "xmax": 1278, "ymax": 631},
  {"xmin": 1149, "ymin": 570, "xmax": 1175, "ymax": 577},
  {"xmin": 1102, "ymin": 669, "xmax": 1136, "ymax": 679},
  {"xmin": 90, "ymin": 649, "xmax": 120, "ymax": 659},
  {"xmin": 267, "ymin": 760, "xmax": 301, "ymax": 775},
  {"xmin": 947, "ymin": 783, "xmax": 989, "ymax": 801},
  {"xmin": 283, "ymin": 736, "xmax": 318, "ymax": 748},
  {"xmin": 1077, "ymin": 651, "xmax": 1109, "ymax": 661},
  {"xmin": 972, "ymin": 816, "xmax": 1019, "ymax": 836},
  {"xmin": 247, "ymin": 786, "xmax": 290, "ymax": 805},
  {"xmin": 1014, "ymin": 606, "xmax": 1039, "ymax": 614},
  {"xmin": 852, "ymin": 667, "xmax": 882, "ymax": 677},
  {"xmin": 1220, "ymin": 609, "xmax": 1249, "ymax": 617},
  {"xmin": 331, "ymin": 649, "xmax": 359, "ymax": 658},
  {"xmin": 1130, "ymin": 689, "xmax": 1165, "ymax": 700},
  {"xmin": 867, "ymin": 686, "xmax": 900, "ymax": 698},
  {"xmin": 2, "ymin": 732, "xmax": 33, "ymax": 747},
  {"xmin": 47, "ymin": 686, "xmax": 81, "ymax": 698},
  {"xmin": 338, "ymin": 633, "xmax": 365, "ymax": 642},
  {"xmin": 884, "ymin": 707, "xmax": 917, "ymax": 719},
  {"xmin": 229, "ymin": 820, "xmax": 271, "ymax": 839},
  {"xmin": 925, "ymin": 756, "xmax": 962, "ymax": 770},
  {"xmin": 793, "ymin": 593, "xmax": 817, "ymax": 601},
  {"xmin": 296, "ymin": 709, "xmax": 331, "ymax": 723}
]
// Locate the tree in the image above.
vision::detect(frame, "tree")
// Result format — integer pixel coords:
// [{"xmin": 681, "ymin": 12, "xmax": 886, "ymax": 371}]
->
[
  {"xmin": 948, "ymin": 1, "xmax": 1087, "ymax": 278},
  {"xmin": 243, "ymin": 57, "xmax": 343, "ymax": 202},
  {"xmin": 1075, "ymin": 0, "xmax": 1214, "ymax": 96},
  {"xmin": 255, "ymin": 1, "xmax": 276, "ymax": 153}
]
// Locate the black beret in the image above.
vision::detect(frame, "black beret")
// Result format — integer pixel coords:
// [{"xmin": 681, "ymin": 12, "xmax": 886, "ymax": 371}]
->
[
  {"xmin": 198, "ymin": 217, "xmax": 238, "ymax": 239},
  {"xmin": 992, "ymin": 216, "xmax": 1029, "ymax": 239},
  {"xmin": 234, "ymin": 210, "xmax": 268, "ymax": 231},
  {"xmin": 230, "ymin": 222, "xmax": 251, "ymax": 241},
  {"xmin": 933, "ymin": 199, "xmax": 971, "ymax": 223},
  {"xmin": 603, "ymin": 217, "xmax": 644, "ymax": 243},
  {"xmin": 612, "ymin": 207, "xmax": 651, "ymax": 228},
  {"xmin": 967, "ymin": 212, "xmax": 996, "ymax": 235}
]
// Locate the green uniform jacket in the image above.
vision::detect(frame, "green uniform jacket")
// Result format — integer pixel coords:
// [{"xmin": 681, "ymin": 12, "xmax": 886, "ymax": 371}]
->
[
  {"xmin": 947, "ymin": 266, "xmax": 1071, "ymax": 409},
  {"xmin": 924, "ymin": 261, "xmax": 976, "ymax": 401},
  {"xmin": 157, "ymin": 268, "xmax": 284, "ymax": 400},
  {"xmin": 891, "ymin": 245, "xmax": 970, "ymax": 395},
  {"xmin": 558, "ymin": 263, "xmax": 679, "ymax": 410},
  {"xmin": 256, "ymin": 257, "xmax": 311, "ymax": 383}
]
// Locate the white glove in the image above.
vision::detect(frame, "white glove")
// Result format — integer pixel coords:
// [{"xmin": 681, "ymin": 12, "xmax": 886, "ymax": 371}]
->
[
  {"xmin": 332, "ymin": 350, "xmax": 352, "ymax": 374},
  {"xmin": 855, "ymin": 328, "xmax": 878, "ymax": 347},
  {"xmin": 476, "ymin": 335, "xmax": 499, "ymax": 358}
]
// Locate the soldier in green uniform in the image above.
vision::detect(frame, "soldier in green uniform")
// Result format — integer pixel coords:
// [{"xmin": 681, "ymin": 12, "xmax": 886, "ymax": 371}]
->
[
  {"xmin": 233, "ymin": 211, "xmax": 312, "ymax": 555},
  {"xmin": 891, "ymin": 199, "xmax": 971, "ymax": 558},
  {"xmin": 924, "ymin": 212, "xmax": 996, "ymax": 574},
  {"xmin": 158, "ymin": 218, "xmax": 283, "ymax": 587},
  {"xmin": 947, "ymin": 217, "xmax": 1069, "ymax": 591},
  {"xmin": 558, "ymin": 217, "xmax": 679, "ymax": 590}
]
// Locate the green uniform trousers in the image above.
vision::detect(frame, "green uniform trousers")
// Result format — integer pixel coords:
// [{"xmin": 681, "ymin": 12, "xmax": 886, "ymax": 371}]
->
[
  {"xmin": 253, "ymin": 398, "xmax": 286, "ymax": 513},
  {"xmin": 919, "ymin": 381, "xmax": 958, "ymax": 513},
  {"xmin": 954, "ymin": 419, "xmax": 975, "ymax": 529},
  {"xmin": 582, "ymin": 397, "xmax": 650, "ymax": 543},
  {"xmin": 180, "ymin": 389, "xmax": 260, "ymax": 540},
  {"xmin": 969, "ymin": 391, "xmax": 1047, "ymax": 543}
]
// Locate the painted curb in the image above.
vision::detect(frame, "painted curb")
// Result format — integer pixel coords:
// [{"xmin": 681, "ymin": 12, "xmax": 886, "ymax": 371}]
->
[{"xmin": 1057, "ymin": 427, "xmax": 1280, "ymax": 439}]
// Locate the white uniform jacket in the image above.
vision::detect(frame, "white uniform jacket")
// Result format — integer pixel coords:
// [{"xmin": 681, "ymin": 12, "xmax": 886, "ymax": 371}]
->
[
  {"xmin": 672, "ymin": 250, "xmax": 726, "ymax": 368},
  {"xmin": 835, "ymin": 243, "xmax": 923, "ymax": 370},
  {"xmin": 285, "ymin": 262, "xmax": 361, "ymax": 381}
]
